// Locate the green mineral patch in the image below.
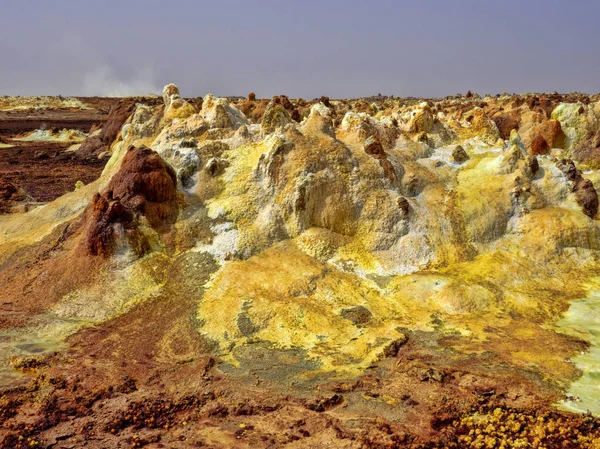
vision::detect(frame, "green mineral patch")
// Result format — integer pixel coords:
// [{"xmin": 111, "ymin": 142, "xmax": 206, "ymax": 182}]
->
[{"xmin": 556, "ymin": 283, "xmax": 600, "ymax": 415}]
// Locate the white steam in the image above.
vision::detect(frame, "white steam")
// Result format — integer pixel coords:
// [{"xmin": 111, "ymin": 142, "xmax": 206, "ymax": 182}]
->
[{"xmin": 82, "ymin": 65, "xmax": 159, "ymax": 97}]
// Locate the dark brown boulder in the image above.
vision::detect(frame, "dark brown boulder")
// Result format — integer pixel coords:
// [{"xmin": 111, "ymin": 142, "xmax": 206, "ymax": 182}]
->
[
  {"xmin": 530, "ymin": 135, "xmax": 549, "ymax": 155},
  {"xmin": 247, "ymin": 92, "xmax": 256, "ymax": 102},
  {"xmin": 555, "ymin": 158, "xmax": 599, "ymax": 217},
  {"xmin": 574, "ymin": 178, "xmax": 599, "ymax": 218},
  {"xmin": 556, "ymin": 159, "xmax": 581, "ymax": 182},
  {"xmin": 452, "ymin": 145, "xmax": 469, "ymax": 163},
  {"xmin": 86, "ymin": 146, "xmax": 178, "ymax": 256},
  {"xmin": 526, "ymin": 155, "xmax": 539, "ymax": 176},
  {"xmin": 319, "ymin": 96, "xmax": 331, "ymax": 108},
  {"xmin": 526, "ymin": 97, "xmax": 536, "ymax": 110},
  {"xmin": 397, "ymin": 197, "xmax": 410, "ymax": 215}
]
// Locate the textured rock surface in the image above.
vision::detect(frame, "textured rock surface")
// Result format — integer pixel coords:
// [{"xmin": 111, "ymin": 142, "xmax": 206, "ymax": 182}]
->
[
  {"xmin": 76, "ymin": 99, "xmax": 137, "ymax": 159},
  {"xmin": 2, "ymin": 86, "xmax": 600, "ymax": 447},
  {"xmin": 85, "ymin": 145, "xmax": 178, "ymax": 256}
]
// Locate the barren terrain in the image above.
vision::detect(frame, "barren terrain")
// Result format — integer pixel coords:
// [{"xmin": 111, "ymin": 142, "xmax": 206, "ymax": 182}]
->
[{"xmin": 1, "ymin": 88, "xmax": 600, "ymax": 448}]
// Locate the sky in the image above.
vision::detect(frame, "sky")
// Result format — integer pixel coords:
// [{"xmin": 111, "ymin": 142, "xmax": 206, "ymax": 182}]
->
[{"xmin": 1, "ymin": 0, "xmax": 599, "ymax": 98}]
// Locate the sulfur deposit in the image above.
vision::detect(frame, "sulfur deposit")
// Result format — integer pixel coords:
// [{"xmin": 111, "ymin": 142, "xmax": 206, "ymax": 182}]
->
[{"xmin": 1, "ymin": 87, "xmax": 600, "ymax": 448}]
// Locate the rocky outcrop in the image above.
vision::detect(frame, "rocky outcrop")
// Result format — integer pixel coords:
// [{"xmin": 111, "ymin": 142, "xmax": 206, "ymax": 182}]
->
[
  {"xmin": 525, "ymin": 155, "xmax": 539, "ymax": 176},
  {"xmin": 86, "ymin": 145, "xmax": 178, "ymax": 256},
  {"xmin": 492, "ymin": 110, "xmax": 521, "ymax": 140},
  {"xmin": 0, "ymin": 178, "xmax": 24, "ymax": 213},
  {"xmin": 7, "ymin": 88, "xmax": 600, "ymax": 448},
  {"xmin": 162, "ymin": 83, "xmax": 197, "ymax": 121},
  {"xmin": 363, "ymin": 136, "xmax": 399, "ymax": 182},
  {"xmin": 273, "ymin": 95, "xmax": 301, "ymax": 122},
  {"xmin": 574, "ymin": 178, "xmax": 599, "ymax": 218},
  {"xmin": 301, "ymin": 103, "xmax": 335, "ymax": 137},
  {"xmin": 572, "ymin": 130, "xmax": 600, "ymax": 169},
  {"xmin": 530, "ymin": 135, "xmax": 549, "ymax": 155},
  {"xmin": 555, "ymin": 159, "xmax": 599, "ymax": 217},
  {"xmin": 408, "ymin": 103, "xmax": 434, "ymax": 133},
  {"xmin": 452, "ymin": 145, "xmax": 469, "ymax": 163},
  {"xmin": 261, "ymin": 101, "xmax": 293, "ymax": 133},
  {"xmin": 201, "ymin": 94, "xmax": 248, "ymax": 130},
  {"xmin": 76, "ymin": 99, "xmax": 136, "ymax": 159},
  {"xmin": 529, "ymin": 120, "xmax": 566, "ymax": 154}
]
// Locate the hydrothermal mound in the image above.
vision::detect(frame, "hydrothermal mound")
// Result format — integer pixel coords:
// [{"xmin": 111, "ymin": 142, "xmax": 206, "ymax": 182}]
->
[{"xmin": 1, "ymin": 86, "xmax": 600, "ymax": 448}]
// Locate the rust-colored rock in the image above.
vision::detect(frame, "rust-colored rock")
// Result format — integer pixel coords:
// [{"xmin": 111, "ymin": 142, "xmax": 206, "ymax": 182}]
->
[
  {"xmin": 86, "ymin": 193, "xmax": 134, "ymax": 257},
  {"xmin": 86, "ymin": 145, "xmax": 178, "ymax": 256},
  {"xmin": 247, "ymin": 92, "xmax": 256, "ymax": 102},
  {"xmin": 107, "ymin": 145, "xmax": 178, "ymax": 231},
  {"xmin": 0, "ymin": 178, "xmax": 18, "ymax": 201},
  {"xmin": 249, "ymin": 99, "xmax": 269, "ymax": 123},
  {"xmin": 364, "ymin": 136, "xmax": 386, "ymax": 159},
  {"xmin": 492, "ymin": 110, "xmax": 520, "ymax": 140},
  {"xmin": 533, "ymin": 119, "xmax": 566, "ymax": 149},
  {"xmin": 364, "ymin": 136, "xmax": 397, "ymax": 182},
  {"xmin": 0, "ymin": 178, "xmax": 22, "ymax": 213},
  {"xmin": 77, "ymin": 99, "xmax": 136, "ymax": 159},
  {"xmin": 530, "ymin": 135, "xmax": 549, "ymax": 155}
]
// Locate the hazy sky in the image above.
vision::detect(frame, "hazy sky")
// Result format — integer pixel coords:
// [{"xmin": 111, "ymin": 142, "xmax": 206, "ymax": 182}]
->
[{"xmin": 1, "ymin": 0, "xmax": 599, "ymax": 98}]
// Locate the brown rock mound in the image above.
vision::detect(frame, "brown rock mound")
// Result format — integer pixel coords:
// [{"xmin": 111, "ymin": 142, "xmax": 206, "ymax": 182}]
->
[
  {"xmin": 530, "ymin": 135, "xmax": 549, "ymax": 155},
  {"xmin": 86, "ymin": 146, "xmax": 178, "ymax": 256},
  {"xmin": 0, "ymin": 178, "xmax": 22, "ymax": 213},
  {"xmin": 526, "ymin": 155, "xmax": 540, "ymax": 176},
  {"xmin": 273, "ymin": 95, "xmax": 301, "ymax": 122},
  {"xmin": 364, "ymin": 136, "xmax": 397, "ymax": 183},
  {"xmin": 238, "ymin": 92, "xmax": 258, "ymax": 119},
  {"xmin": 492, "ymin": 110, "xmax": 521, "ymax": 140},
  {"xmin": 0, "ymin": 178, "xmax": 18, "ymax": 202},
  {"xmin": 76, "ymin": 99, "xmax": 137, "ymax": 159},
  {"xmin": 555, "ymin": 159, "xmax": 599, "ymax": 217},
  {"xmin": 249, "ymin": 99, "xmax": 269, "ymax": 123},
  {"xmin": 532, "ymin": 119, "xmax": 566, "ymax": 151},
  {"xmin": 452, "ymin": 145, "xmax": 469, "ymax": 163},
  {"xmin": 526, "ymin": 95, "xmax": 556, "ymax": 118},
  {"xmin": 319, "ymin": 96, "xmax": 331, "ymax": 107},
  {"xmin": 574, "ymin": 178, "xmax": 599, "ymax": 218}
]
